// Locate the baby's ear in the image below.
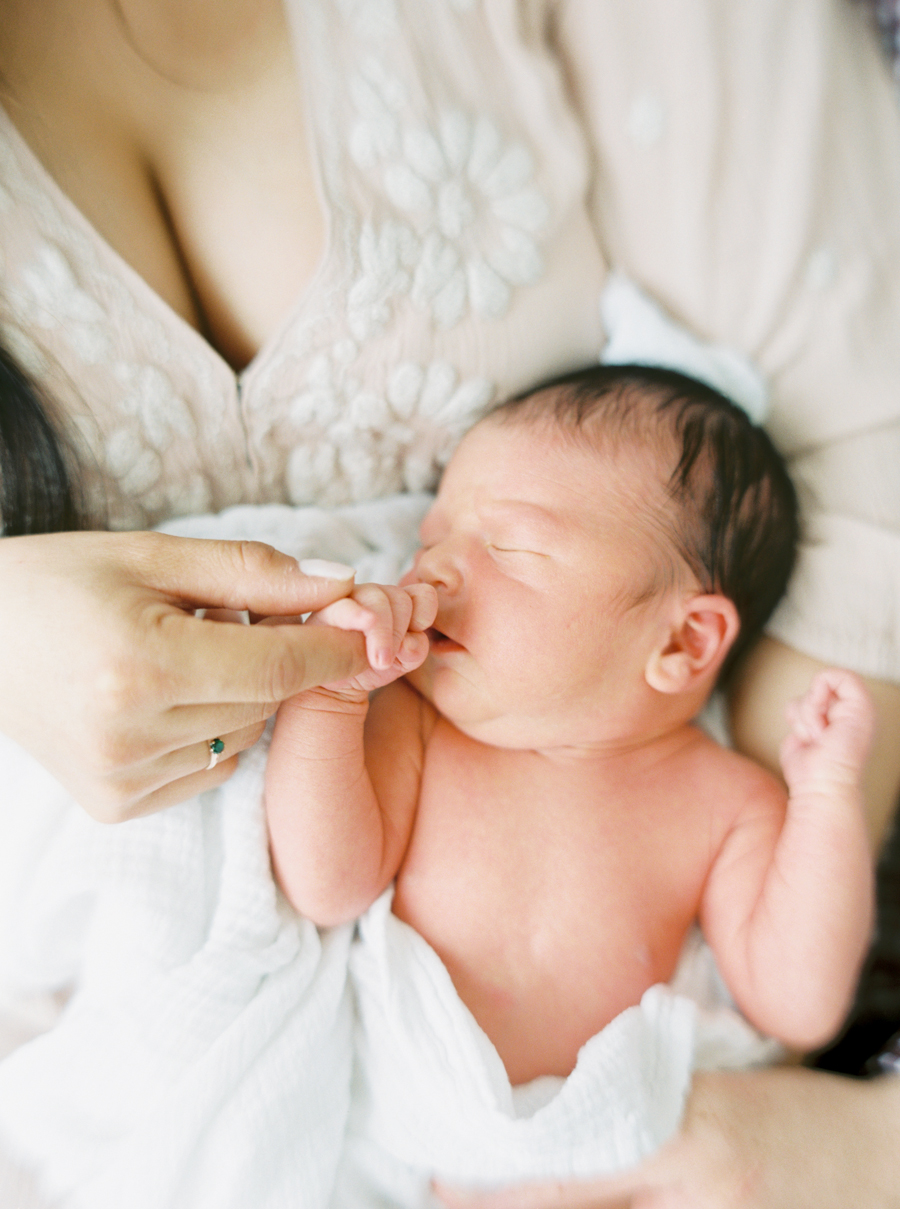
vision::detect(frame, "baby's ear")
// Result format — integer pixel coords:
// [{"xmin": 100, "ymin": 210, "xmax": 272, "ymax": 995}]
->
[{"xmin": 644, "ymin": 594, "xmax": 740, "ymax": 694}]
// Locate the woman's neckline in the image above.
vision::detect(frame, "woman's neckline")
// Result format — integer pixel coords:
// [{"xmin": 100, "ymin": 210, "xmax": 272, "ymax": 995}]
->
[{"xmin": 0, "ymin": 0, "xmax": 331, "ymax": 384}]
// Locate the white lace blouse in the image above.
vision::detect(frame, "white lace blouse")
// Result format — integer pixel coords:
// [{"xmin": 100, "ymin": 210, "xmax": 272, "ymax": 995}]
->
[{"xmin": 2, "ymin": 0, "xmax": 900, "ymax": 680}]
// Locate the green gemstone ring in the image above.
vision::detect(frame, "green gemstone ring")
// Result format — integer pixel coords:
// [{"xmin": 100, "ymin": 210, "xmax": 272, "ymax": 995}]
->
[{"xmin": 207, "ymin": 737, "xmax": 225, "ymax": 769}]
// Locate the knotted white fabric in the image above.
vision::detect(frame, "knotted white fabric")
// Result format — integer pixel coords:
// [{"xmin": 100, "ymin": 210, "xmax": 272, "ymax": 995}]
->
[
  {"xmin": 600, "ymin": 273, "xmax": 770, "ymax": 422},
  {"xmin": 333, "ymin": 891, "xmax": 780, "ymax": 1207}
]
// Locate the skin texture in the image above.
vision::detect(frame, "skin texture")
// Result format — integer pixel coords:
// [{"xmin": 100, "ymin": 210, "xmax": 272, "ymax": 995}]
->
[
  {"xmin": 1, "ymin": 2, "xmax": 899, "ymax": 1202},
  {"xmin": 427, "ymin": 646, "xmax": 900, "ymax": 1208},
  {"xmin": 0, "ymin": 0, "xmax": 321, "ymax": 371}
]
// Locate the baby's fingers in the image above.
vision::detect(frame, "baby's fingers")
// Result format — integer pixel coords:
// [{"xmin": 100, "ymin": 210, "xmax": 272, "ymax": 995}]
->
[
  {"xmin": 315, "ymin": 584, "xmax": 415, "ymax": 670},
  {"xmin": 352, "ymin": 583, "xmax": 417, "ymax": 670},
  {"xmin": 306, "ymin": 596, "xmax": 378, "ymax": 635},
  {"xmin": 308, "ymin": 583, "xmax": 429, "ymax": 675},
  {"xmin": 787, "ymin": 682, "xmax": 829, "ymax": 744},
  {"xmin": 798, "ymin": 669, "xmax": 875, "ymax": 738},
  {"xmin": 394, "ymin": 630, "xmax": 430, "ymax": 672},
  {"xmin": 404, "ymin": 582, "xmax": 438, "ymax": 632}
]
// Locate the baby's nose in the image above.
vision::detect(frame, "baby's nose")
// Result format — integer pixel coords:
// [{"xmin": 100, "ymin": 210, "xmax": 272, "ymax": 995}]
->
[{"xmin": 412, "ymin": 542, "xmax": 461, "ymax": 593}]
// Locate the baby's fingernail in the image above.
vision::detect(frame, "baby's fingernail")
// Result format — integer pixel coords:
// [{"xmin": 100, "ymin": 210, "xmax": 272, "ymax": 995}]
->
[{"xmin": 299, "ymin": 559, "xmax": 356, "ymax": 580}]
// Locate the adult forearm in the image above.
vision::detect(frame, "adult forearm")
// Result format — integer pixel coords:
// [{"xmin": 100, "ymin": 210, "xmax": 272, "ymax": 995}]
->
[{"xmin": 435, "ymin": 1065, "xmax": 900, "ymax": 1208}]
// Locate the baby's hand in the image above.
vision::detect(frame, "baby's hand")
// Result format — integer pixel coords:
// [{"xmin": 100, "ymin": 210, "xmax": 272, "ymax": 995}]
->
[
  {"xmin": 780, "ymin": 669, "xmax": 875, "ymax": 798},
  {"xmin": 305, "ymin": 581, "xmax": 437, "ymax": 699}
]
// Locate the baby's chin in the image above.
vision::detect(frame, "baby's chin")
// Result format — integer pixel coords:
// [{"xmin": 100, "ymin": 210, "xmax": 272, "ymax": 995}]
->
[
  {"xmin": 402, "ymin": 667, "xmax": 544, "ymax": 749},
  {"xmin": 403, "ymin": 659, "xmax": 432, "ymax": 701},
  {"xmin": 402, "ymin": 659, "xmax": 485, "ymax": 734}
]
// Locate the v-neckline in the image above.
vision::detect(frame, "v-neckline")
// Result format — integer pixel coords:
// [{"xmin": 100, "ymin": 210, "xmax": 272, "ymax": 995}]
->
[{"xmin": 0, "ymin": 4, "xmax": 332, "ymax": 390}]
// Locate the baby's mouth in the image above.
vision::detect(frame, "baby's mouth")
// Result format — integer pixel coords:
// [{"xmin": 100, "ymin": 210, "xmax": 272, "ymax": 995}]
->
[{"xmin": 427, "ymin": 627, "xmax": 465, "ymax": 654}]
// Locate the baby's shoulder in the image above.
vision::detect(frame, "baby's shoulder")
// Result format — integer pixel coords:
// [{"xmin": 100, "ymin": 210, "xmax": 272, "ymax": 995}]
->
[{"xmin": 680, "ymin": 727, "xmax": 787, "ymax": 826}]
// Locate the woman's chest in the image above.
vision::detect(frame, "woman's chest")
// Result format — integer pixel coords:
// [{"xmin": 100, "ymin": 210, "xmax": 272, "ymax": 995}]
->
[
  {"xmin": 0, "ymin": 0, "xmax": 314, "ymax": 367},
  {"xmin": 0, "ymin": 0, "xmax": 606, "ymax": 528}
]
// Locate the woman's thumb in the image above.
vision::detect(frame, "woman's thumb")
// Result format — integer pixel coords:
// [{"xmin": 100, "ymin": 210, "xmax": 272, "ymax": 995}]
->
[{"xmin": 137, "ymin": 534, "xmax": 356, "ymax": 615}]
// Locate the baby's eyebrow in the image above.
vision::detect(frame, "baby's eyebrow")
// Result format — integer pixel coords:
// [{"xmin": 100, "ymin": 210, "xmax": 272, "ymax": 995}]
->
[{"xmin": 478, "ymin": 499, "xmax": 566, "ymax": 537}]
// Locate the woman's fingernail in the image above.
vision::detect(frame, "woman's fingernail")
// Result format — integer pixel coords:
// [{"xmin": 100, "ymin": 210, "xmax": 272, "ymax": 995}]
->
[{"xmin": 299, "ymin": 559, "xmax": 356, "ymax": 580}]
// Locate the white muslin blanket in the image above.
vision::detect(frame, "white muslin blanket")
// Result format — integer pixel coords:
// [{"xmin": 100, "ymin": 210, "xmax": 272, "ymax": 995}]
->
[
  {"xmin": 0, "ymin": 496, "xmax": 430, "ymax": 1209},
  {"xmin": 333, "ymin": 891, "xmax": 782, "ymax": 1208}
]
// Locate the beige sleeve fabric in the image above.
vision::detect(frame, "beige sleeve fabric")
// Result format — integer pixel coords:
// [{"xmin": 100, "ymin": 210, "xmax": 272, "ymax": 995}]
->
[{"xmin": 548, "ymin": 0, "xmax": 900, "ymax": 681}]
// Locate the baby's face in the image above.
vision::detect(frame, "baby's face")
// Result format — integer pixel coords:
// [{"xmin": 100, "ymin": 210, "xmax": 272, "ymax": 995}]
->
[{"xmin": 403, "ymin": 414, "xmax": 688, "ymax": 752}]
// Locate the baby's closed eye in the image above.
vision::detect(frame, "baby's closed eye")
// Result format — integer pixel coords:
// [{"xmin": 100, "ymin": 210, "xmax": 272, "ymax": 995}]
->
[{"xmin": 487, "ymin": 542, "xmax": 548, "ymax": 558}]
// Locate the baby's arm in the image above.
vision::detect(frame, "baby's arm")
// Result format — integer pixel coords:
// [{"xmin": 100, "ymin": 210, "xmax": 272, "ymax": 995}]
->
[
  {"xmin": 265, "ymin": 581, "xmax": 437, "ymax": 925},
  {"xmin": 701, "ymin": 669, "xmax": 875, "ymax": 1050}
]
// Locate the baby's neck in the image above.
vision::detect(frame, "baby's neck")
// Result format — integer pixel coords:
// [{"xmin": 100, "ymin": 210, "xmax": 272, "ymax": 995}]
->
[{"xmin": 459, "ymin": 712, "xmax": 706, "ymax": 781}]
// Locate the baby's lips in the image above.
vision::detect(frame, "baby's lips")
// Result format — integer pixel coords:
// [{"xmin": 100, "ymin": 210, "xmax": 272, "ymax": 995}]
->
[{"xmin": 427, "ymin": 625, "xmax": 466, "ymax": 653}]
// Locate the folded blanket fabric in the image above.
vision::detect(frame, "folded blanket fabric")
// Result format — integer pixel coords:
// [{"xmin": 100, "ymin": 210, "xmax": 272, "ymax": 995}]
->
[
  {"xmin": 0, "ymin": 496, "xmax": 430, "ymax": 1209},
  {"xmin": 0, "ymin": 738, "xmax": 355, "ymax": 1209},
  {"xmin": 336, "ymin": 890, "xmax": 783, "ymax": 1207}
]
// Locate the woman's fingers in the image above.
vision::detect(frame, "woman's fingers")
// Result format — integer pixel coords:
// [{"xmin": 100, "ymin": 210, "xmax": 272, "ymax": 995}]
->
[
  {"xmin": 0, "ymin": 529, "xmax": 378, "ymax": 819},
  {"xmin": 435, "ymin": 1066, "xmax": 900, "ymax": 1209},
  {"xmin": 82, "ymin": 720, "xmax": 270, "ymax": 822},
  {"xmin": 164, "ymin": 701, "xmax": 279, "ymax": 747},
  {"xmin": 129, "ymin": 534, "xmax": 357, "ymax": 616},
  {"xmin": 179, "ymin": 721, "xmax": 268, "ymax": 776},
  {"xmin": 159, "ymin": 610, "xmax": 371, "ymax": 704},
  {"xmin": 114, "ymin": 757, "xmax": 243, "ymax": 820}
]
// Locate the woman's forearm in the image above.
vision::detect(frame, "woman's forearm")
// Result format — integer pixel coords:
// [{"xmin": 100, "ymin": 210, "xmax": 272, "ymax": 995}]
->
[{"xmin": 434, "ymin": 1066, "xmax": 900, "ymax": 1208}]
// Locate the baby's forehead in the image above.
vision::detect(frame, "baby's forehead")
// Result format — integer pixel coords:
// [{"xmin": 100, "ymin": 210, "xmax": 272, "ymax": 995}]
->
[
  {"xmin": 441, "ymin": 413, "xmax": 674, "ymax": 540},
  {"xmin": 464, "ymin": 406, "xmax": 674, "ymax": 495},
  {"xmin": 460, "ymin": 408, "xmax": 688, "ymax": 569}
]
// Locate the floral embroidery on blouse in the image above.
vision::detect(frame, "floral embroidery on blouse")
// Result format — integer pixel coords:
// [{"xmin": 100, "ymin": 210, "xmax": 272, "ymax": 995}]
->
[
  {"xmin": 7, "ymin": 241, "xmax": 214, "ymax": 523},
  {"xmin": 348, "ymin": 54, "xmax": 550, "ymax": 330},
  {"xmin": 0, "ymin": 0, "xmax": 580, "ymax": 529},
  {"xmin": 284, "ymin": 345, "xmax": 493, "ymax": 506}
]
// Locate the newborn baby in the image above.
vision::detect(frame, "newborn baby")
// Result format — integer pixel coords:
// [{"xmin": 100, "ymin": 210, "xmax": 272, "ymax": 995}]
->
[{"xmin": 266, "ymin": 363, "xmax": 874, "ymax": 1191}]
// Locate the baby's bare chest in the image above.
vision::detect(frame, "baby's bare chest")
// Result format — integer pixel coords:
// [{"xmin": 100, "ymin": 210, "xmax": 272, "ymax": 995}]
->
[{"xmin": 392, "ymin": 733, "xmax": 719, "ymax": 1080}]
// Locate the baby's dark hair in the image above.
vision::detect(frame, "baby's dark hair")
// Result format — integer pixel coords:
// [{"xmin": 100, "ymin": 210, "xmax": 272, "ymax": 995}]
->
[{"xmin": 494, "ymin": 363, "xmax": 799, "ymax": 680}]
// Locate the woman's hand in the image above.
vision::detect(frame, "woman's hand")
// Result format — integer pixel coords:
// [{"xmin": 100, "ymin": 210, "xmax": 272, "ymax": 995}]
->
[
  {"xmin": 434, "ymin": 1066, "xmax": 900, "ymax": 1209},
  {"xmin": 0, "ymin": 530, "xmax": 370, "ymax": 821}
]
